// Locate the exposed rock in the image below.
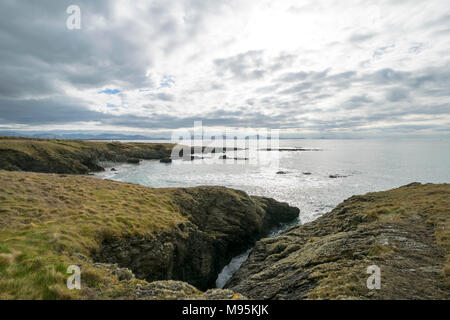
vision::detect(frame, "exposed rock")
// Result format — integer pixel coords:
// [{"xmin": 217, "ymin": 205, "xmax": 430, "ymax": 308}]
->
[
  {"xmin": 128, "ymin": 280, "xmax": 246, "ymax": 300},
  {"xmin": 329, "ymin": 174, "xmax": 347, "ymax": 178},
  {"xmin": 111, "ymin": 167, "xmax": 117, "ymax": 171},
  {"xmin": 261, "ymin": 148, "xmax": 322, "ymax": 151},
  {"xmin": 302, "ymin": 172, "xmax": 312, "ymax": 175},
  {"xmin": 160, "ymin": 157, "xmax": 172, "ymax": 163},
  {"xmin": 134, "ymin": 280, "xmax": 202, "ymax": 300},
  {"xmin": 276, "ymin": 171, "xmax": 288, "ymax": 174},
  {"xmin": 219, "ymin": 155, "xmax": 249, "ymax": 160},
  {"xmin": 226, "ymin": 183, "xmax": 450, "ymax": 300},
  {"xmin": 94, "ymin": 186, "xmax": 299, "ymax": 291},
  {"xmin": 126, "ymin": 158, "xmax": 141, "ymax": 164},
  {"xmin": 113, "ymin": 268, "xmax": 135, "ymax": 281}
]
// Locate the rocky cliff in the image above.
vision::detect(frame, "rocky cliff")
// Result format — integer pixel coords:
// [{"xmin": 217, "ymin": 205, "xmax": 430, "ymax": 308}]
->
[
  {"xmin": 226, "ymin": 183, "xmax": 449, "ymax": 299},
  {"xmin": 95, "ymin": 186, "xmax": 299, "ymax": 290},
  {"xmin": 0, "ymin": 171, "xmax": 298, "ymax": 299}
]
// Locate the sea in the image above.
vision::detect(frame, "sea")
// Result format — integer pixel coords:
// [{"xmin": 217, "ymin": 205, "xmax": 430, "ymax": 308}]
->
[{"xmin": 94, "ymin": 138, "xmax": 450, "ymax": 287}]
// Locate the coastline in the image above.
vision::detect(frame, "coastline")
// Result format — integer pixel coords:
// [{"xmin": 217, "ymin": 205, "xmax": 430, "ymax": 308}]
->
[{"xmin": 0, "ymin": 138, "xmax": 448, "ymax": 299}]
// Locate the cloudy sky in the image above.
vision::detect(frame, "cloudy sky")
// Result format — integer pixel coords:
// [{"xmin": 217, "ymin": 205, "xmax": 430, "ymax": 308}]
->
[{"xmin": 0, "ymin": 0, "xmax": 449, "ymax": 137}]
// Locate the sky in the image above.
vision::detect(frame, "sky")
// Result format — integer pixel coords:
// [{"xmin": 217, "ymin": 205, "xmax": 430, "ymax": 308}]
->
[{"xmin": 0, "ymin": 0, "xmax": 449, "ymax": 138}]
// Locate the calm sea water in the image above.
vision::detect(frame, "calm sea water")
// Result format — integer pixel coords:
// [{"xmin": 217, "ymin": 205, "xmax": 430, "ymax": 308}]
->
[
  {"xmin": 96, "ymin": 139, "xmax": 450, "ymax": 224},
  {"xmin": 95, "ymin": 138, "xmax": 450, "ymax": 287}
]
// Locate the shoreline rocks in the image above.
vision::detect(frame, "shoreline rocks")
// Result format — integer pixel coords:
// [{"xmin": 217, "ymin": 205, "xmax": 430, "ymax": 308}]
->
[
  {"xmin": 225, "ymin": 183, "xmax": 450, "ymax": 299},
  {"xmin": 126, "ymin": 158, "xmax": 141, "ymax": 164}
]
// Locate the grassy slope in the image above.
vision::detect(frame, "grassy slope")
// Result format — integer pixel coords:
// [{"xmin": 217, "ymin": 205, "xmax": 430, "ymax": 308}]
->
[
  {"xmin": 0, "ymin": 137, "xmax": 174, "ymax": 174},
  {"xmin": 0, "ymin": 170, "xmax": 188, "ymax": 299}
]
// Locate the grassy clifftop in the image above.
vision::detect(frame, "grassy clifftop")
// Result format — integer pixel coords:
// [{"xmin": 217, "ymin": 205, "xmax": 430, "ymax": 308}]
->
[
  {"xmin": 0, "ymin": 137, "xmax": 174, "ymax": 174},
  {"xmin": 0, "ymin": 171, "xmax": 185, "ymax": 299},
  {"xmin": 0, "ymin": 170, "xmax": 298, "ymax": 299}
]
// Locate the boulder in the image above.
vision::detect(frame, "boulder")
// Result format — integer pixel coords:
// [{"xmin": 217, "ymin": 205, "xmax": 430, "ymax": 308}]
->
[
  {"xmin": 126, "ymin": 158, "xmax": 141, "ymax": 164},
  {"xmin": 113, "ymin": 267, "xmax": 135, "ymax": 281},
  {"xmin": 160, "ymin": 158, "xmax": 172, "ymax": 163}
]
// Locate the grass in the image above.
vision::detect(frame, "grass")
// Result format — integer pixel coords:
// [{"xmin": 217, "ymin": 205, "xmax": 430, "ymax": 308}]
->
[{"xmin": 0, "ymin": 170, "xmax": 189, "ymax": 299}]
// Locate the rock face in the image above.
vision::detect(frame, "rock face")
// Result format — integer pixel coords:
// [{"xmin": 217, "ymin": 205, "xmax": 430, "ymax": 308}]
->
[
  {"xmin": 95, "ymin": 186, "xmax": 299, "ymax": 290},
  {"xmin": 226, "ymin": 183, "xmax": 449, "ymax": 299}
]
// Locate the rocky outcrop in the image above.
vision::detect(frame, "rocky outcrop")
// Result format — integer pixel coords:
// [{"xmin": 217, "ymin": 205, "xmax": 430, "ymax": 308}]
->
[
  {"xmin": 85, "ymin": 262, "xmax": 246, "ymax": 300},
  {"xmin": 159, "ymin": 157, "xmax": 172, "ymax": 163},
  {"xmin": 133, "ymin": 281, "xmax": 247, "ymax": 300},
  {"xmin": 226, "ymin": 183, "xmax": 449, "ymax": 299},
  {"xmin": 0, "ymin": 137, "xmax": 174, "ymax": 174},
  {"xmin": 0, "ymin": 171, "xmax": 299, "ymax": 299},
  {"xmin": 94, "ymin": 186, "xmax": 299, "ymax": 291}
]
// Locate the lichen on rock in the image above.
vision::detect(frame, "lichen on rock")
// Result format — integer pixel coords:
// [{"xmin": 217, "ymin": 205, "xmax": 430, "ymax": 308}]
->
[{"xmin": 226, "ymin": 183, "xmax": 450, "ymax": 300}]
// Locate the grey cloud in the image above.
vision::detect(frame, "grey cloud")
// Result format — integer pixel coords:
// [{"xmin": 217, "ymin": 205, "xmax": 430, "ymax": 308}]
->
[
  {"xmin": 254, "ymin": 84, "xmax": 281, "ymax": 94},
  {"xmin": 408, "ymin": 43, "xmax": 424, "ymax": 54},
  {"xmin": 214, "ymin": 50, "xmax": 266, "ymax": 80},
  {"xmin": 268, "ymin": 53, "xmax": 297, "ymax": 71},
  {"xmin": 363, "ymin": 68, "xmax": 450, "ymax": 95},
  {"xmin": 279, "ymin": 72, "xmax": 309, "ymax": 82},
  {"xmin": 278, "ymin": 69, "xmax": 330, "ymax": 83},
  {"xmin": 386, "ymin": 88, "xmax": 409, "ymax": 102},
  {"xmin": 349, "ymin": 32, "xmax": 376, "ymax": 42},
  {"xmin": 147, "ymin": 93, "xmax": 176, "ymax": 102},
  {"xmin": 279, "ymin": 82, "xmax": 313, "ymax": 95},
  {"xmin": 0, "ymin": 97, "xmax": 108, "ymax": 125},
  {"xmin": 343, "ymin": 95, "xmax": 373, "ymax": 109},
  {"xmin": 102, "ymin": 110, "xmax": 296, "ymax": 130},
  {"xmin": 210, "ymin": 82, "xmax": 225, "ymax": 90},
  {"xmin": 326, "ymin": 71, "xmax": 357, "ymax": 81},
  {"xmin": 0, "ymin": 0, "xmax": 212, "ymax": 96},
  {"xmin": 368, "ymin": 68, "xmax": 408, "ymax": 84},
  {"xmin": 372, "ymin": 44, "xmax": 395, "ymax": 59}
]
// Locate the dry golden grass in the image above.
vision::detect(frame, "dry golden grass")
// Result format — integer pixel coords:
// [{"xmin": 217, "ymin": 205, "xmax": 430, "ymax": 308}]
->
[{"xmin": 0, "ymin": 170, "xmax": 187, "ymax": 299}]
